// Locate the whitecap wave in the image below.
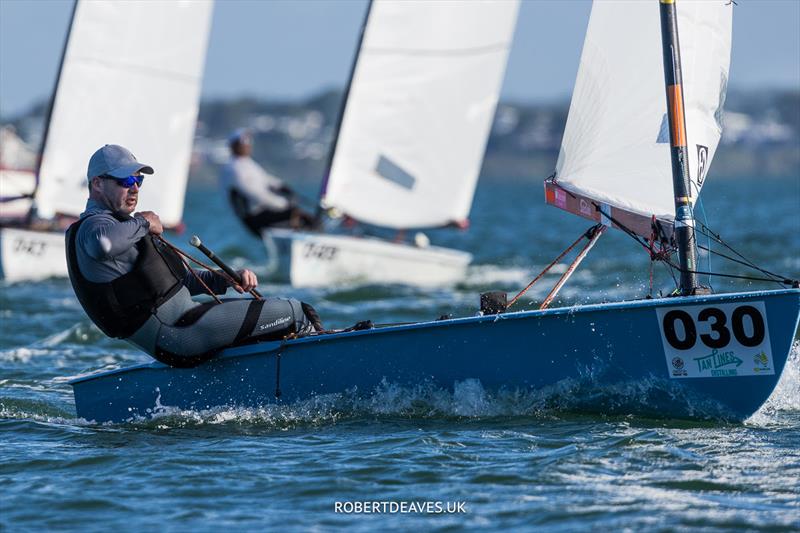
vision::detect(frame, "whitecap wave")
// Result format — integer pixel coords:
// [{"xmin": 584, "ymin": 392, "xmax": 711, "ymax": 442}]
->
[
  {"xmin": 747, "ymin": 340, "xmax": 800, "ymax": 426},
  {"xmin": 464, "ymin": 264, "xmax": 533, "ymax": 287},
  {"xmin": 0, "ymin": 346, "xmax": 52, "ymax": 363}
]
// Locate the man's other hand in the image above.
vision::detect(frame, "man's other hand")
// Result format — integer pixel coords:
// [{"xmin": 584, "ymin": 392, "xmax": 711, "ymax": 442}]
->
[
  {"xmin": 137, "ymin": 211, "xmax": 163, "ymax": 235},
  {"xmin": 233, "ymin": 269, "xmax": 258, "ymax": 293}
]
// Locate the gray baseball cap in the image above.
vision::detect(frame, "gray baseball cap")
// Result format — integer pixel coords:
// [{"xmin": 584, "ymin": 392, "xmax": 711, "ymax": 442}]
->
[{"xmin": 87, "ymin": 144, "xmax": 154, "ymax": 181}]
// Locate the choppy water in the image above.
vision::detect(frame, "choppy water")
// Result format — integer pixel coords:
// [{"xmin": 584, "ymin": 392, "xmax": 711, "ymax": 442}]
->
[{"xmin": 2, "ymin": 177, "xmax": 799, "ymax": 530}]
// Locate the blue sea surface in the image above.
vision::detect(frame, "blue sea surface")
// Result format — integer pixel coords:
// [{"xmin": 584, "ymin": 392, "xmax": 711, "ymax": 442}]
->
[{"xmin": 2, "ymin": 176, "xmax": 799, "ymax": 531}]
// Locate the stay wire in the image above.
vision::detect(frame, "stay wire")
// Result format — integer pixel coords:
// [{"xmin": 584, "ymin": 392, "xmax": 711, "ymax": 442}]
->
[
  {"xmin": 695, "ymin": 242, "xmax": 788, "ymax": 286},
  {"xmin": 694, "ymin": 222, "xmax": 764, "ymax": 271},
  {"xmin": 588, "ymin": 199, "xmax": 794, "ymax": 286},
  {"xmin": 693, "ymin": 221, "xmax": 786, "ymax": 282},
  {"xmin": 659, "ymin": 238, "xmax": 787, "ymax": 284},
  {"xmin": 637, "ymin": 235, "xmax": 790, "ymax": 285},
  {"xmin": 690, "ymin": 181, "xmax": 714, "ymax": 290}
]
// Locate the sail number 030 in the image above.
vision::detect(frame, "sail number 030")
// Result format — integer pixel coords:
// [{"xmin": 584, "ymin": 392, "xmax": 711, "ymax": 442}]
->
[{"xmin": 661, "ymin": 305, "xmax": 765, "ymax": 351}]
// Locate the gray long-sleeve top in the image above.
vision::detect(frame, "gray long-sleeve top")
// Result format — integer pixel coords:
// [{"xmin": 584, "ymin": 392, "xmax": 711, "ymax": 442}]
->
[{"xmin": 70, "ymin": 199, "xmax": 229, "ymax": 295}]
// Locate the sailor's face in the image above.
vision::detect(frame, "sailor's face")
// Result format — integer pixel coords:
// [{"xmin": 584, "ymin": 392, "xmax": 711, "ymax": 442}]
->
[{"xmin": 96, "ymin": 175, "xmax": 140, "ymax": 215}]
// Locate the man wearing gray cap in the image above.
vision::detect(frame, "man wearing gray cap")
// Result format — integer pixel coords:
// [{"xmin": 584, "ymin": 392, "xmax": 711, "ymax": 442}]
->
[{"xmin": 65, "ymin": 144, "xmax": 322, "ymax": 368}]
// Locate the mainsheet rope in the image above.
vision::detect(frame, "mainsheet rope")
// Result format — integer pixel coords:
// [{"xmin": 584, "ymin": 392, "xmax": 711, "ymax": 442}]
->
[{"xmin": 155, "ymin": 236, "xmax": 241, "ymax": 301}]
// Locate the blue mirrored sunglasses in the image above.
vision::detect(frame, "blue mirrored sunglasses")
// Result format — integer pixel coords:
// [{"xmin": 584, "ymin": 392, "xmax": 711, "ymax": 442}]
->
[{"xmin": 101, "ymin": 174, "xmax": 144, "ymax": 188}]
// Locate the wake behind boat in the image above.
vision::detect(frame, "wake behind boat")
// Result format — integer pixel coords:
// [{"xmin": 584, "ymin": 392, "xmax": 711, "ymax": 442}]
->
[
  {"xmin": 0, "ymin": 0, "xmax": 212, "ymax": 282},
  {"xmin": 69, "ymin": 0, "xmax": 800, "ymax": 424},
  {"xmin": 262, "ymin": 0, "xmax": 519, "ymax": 287}
]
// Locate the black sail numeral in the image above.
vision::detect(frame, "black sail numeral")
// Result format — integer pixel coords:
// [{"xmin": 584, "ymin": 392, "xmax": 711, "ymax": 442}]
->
[
  {"xmin": 663, "ymin": 310, "xmax": 697, "ymax": 350},
  {"xmin": 698, "ymin": 307, "xmax": 730, "ymax": 349},
  {"xmin": 731, "ymin": 305, "xmax": 766, "ymax": 347}
]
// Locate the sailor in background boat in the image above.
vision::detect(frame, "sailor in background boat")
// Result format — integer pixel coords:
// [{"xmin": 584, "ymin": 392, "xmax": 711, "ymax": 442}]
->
[
  {"xmin": 219, "ymin": 129, "xmax": 316, "ymax": 236},
  {"xmin": 65, "ymin": 144, "xmax": 323, "ymax": 368}
]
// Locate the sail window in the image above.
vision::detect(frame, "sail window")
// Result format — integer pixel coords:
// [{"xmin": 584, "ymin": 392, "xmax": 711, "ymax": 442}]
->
[{"xmin": 375, "ymin": 155, "xmax": 416, "ymax": 191}]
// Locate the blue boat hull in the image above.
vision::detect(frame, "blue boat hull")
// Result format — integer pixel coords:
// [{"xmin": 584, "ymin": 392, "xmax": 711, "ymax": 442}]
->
[{"xmin": 70, "ymin": 289, "xmax": 800, "ymax": 423}]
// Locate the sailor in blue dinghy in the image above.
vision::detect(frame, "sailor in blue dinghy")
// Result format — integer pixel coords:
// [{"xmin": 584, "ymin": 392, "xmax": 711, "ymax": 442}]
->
[{"xmin": 65, "ymin": 144, "xmax": 324, "ymax": 368}]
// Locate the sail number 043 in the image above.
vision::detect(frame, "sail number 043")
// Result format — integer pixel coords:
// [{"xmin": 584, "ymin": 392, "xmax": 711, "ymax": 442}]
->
[{"xmin": 661, "ymin": 305, "xmax": 765, "ymax": 351}]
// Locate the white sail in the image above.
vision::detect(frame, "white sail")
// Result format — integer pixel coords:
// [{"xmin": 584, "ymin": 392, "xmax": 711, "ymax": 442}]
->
[
  {"xmin": 35, "ymin": 0, "xmax": 213, "ymax": 226},
  {"xmin": 553, "ymin": 0, "xmax": 732, "ymax": 227},
  {"xmin": 321, "ymin": 0, "xmax": 519, "ymax": 229}
]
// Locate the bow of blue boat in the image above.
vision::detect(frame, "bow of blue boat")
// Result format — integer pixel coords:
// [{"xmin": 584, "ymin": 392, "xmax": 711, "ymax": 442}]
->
[{"xmin": 70, "ymin": 288, "xmax": 800, "ymax": 424}]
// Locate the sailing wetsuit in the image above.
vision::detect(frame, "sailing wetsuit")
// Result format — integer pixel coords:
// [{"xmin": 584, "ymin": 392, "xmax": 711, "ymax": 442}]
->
[{"xmin": 66, "ymin": 199, "xmax": 313, "ymax": 367}]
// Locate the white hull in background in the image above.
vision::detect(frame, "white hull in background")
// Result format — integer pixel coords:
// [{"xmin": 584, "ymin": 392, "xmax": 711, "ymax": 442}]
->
[
  {"xmin": 0, "ymin": 169, "xmax": 36, "ymax": 220},
  {"xmin": 0, "ymin": 227, "xmax": 67, "ymax": 282},
  {"xmin": 263, "ymin": 229, "xmax": 471, "ymax": 288}
]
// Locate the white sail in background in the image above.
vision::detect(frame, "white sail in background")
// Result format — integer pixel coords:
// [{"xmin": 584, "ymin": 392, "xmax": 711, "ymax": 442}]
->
[
  {"xmin": 321, "ymin": 0, "xmax": 519, "ymax": 229},
  {"xmin": 36, "ymin": 0, "xmax": 213, "ymax": 226},
  {"xmin": 554, "ymin": 0, "xmax": 732, "ymax": 224}
]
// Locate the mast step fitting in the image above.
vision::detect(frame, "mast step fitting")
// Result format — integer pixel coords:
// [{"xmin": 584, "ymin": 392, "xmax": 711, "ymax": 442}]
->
[{"xmin": 690, "ymin": 286, "xmax": 713, "ymax": 296}]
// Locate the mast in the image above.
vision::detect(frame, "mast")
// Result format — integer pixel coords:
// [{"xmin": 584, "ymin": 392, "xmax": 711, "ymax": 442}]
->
[
  {"xmin": 659, "ymin": 0, "xmax": 700, "ymax": 295},
  {"xmin": 314, "ymin": 0, "xmax": 373, "ymax": 223},
  {"xmin": 30, "ymin": 0, "xmax": 78, "ymax": 211}
]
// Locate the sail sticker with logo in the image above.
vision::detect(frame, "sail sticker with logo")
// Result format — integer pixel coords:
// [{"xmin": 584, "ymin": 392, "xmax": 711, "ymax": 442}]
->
[
  {"xmin": 656, "ymin": 301, "xmax": 774, "ymax": 378},
  {"xmin": 696, "ymin": 145, "xmax": 709, "ymax": 186},
  {"xmin": 579, "ymin": 198, "xmax": 593, "ymax": 216},
  {"xmin": 554, "ymin": 188, "xmax": 567, "ymax": 209}
]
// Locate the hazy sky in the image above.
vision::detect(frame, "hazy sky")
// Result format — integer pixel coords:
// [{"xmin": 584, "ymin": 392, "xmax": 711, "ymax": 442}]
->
[{"xmin": 1, "ymin": 0, "xmax": 798, "ymax": 118}]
